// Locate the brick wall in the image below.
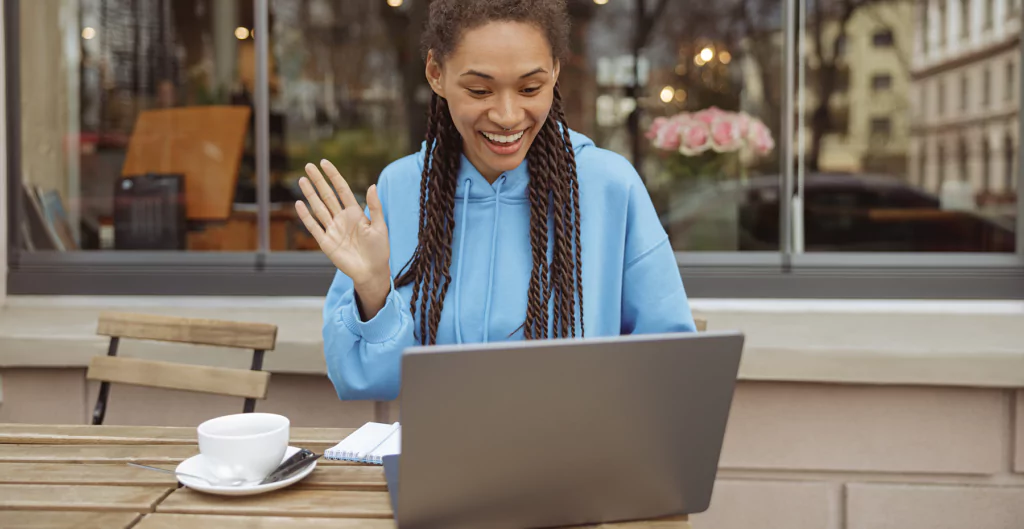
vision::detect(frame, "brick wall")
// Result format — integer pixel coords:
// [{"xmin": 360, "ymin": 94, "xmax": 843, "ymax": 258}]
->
[{"xmin": 692, "ymin": 383, "xmax": 1024, "ymax": 529}]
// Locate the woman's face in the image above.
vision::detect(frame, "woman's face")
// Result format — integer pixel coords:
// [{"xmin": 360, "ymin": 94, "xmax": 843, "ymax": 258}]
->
[{"xmin": 426, "ymin": 22, "xmax": 560, "ymax": 181}]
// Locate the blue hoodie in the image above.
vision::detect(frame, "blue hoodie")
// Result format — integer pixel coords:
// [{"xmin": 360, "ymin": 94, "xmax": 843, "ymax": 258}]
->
[{"xmin": 322, "ymin": 130, "xmax": 696, "ymax": 401}]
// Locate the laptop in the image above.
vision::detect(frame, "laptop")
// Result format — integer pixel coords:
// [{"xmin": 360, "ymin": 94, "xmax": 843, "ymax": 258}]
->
[{"xmin": 385, "ymin": 330, "xmax": 745, "ymax": 529}]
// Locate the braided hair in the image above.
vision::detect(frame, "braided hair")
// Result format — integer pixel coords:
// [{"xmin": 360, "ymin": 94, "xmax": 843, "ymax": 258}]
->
[{"xmin": 395, "ymin": 0, "xmax": 583, "ymax": 345}]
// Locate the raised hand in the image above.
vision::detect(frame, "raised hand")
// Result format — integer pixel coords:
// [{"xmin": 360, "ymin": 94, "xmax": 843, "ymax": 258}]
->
[{"xmin": 295, "ymin": 160, "xmax": 391, "ymax": 313}]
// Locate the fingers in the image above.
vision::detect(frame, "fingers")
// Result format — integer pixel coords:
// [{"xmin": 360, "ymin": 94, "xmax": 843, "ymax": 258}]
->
[
  {"xmin": 320, "ymin": 159, "xmax": 360, "ymax": 210},
  {"xmin": 367, "ymin": 184, "xmax": 385, "ymax": 228},
  {"xmin": 304, "ymin": 163, "xmax": 342, "ymax": 215},
  {"xmin": 297, "ymin": 176, "xmax": 334, "ymax": 229},
  {"xmin": 294, "ymin": 200, "xmax": 325, "ymax": 243}
]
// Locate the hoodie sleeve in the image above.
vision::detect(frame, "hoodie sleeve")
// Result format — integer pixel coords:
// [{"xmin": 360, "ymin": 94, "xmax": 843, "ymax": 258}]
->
[
  {"xmin": 620, "ymin": 174, "xmax": 697, "ymax": 335},
  {"xmin": 321, "ymin": 172, "xmax": 416, "ymax": 402}
]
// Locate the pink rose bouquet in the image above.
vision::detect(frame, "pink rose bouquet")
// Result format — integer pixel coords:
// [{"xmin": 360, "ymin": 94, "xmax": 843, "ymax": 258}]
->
[{"xmin": 647, "ymin": 106, "xmax": 774, "ymax": 157}]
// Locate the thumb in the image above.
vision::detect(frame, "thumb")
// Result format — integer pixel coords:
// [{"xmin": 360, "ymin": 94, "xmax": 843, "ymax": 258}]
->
[{"xmin": 367, "ymin": 184, "xmax": 386, "ymax": 228}]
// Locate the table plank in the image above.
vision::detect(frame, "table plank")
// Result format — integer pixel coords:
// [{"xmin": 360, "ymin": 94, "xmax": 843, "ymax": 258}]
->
[
  {"xmin": 157, "ymin": 488, "xmax": 393, "ymax": 518},
  {"xmin": 136, "ymin": 513, "xmax": 395, "ymax": 529},
  {"xmin": 0, "ymin": 444, "xmax": 199, "ymax": 463},
  {"xmin": 298, "ymin": 465, "xmax": 387, "ymax": 491},
  {"xmin": 0, "ymin": 511, "xmax": 142, "ymax": 529},
  {"xmin": 0, "ymin": 462, "xmax": 178, "ymax": 486},
  {"xmin": 0, "ymin": 443, "xmax": 339, "ymax": 464},
  {"xmin": 0, "ymin": 484, "xmax": 173, "ymax": 512},
  {"xmin": 0, "ymin": 424, "xmax": 353, "ymax": 446}
]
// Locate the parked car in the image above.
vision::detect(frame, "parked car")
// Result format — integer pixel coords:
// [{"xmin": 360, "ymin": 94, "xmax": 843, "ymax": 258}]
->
[{"xmin": 659, "ymin": 173, "xmax": 1016, "ymax": 252}]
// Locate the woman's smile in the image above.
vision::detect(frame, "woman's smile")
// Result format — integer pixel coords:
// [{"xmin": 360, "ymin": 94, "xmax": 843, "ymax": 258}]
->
[{"xmin": 480, "ymin": 128, "xmax": 528, "ymax": 155}]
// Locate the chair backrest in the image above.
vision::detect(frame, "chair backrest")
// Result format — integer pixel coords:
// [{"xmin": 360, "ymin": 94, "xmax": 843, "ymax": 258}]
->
[
  {"xmin": 88, "ymin": 311, "xmax": 278, "ymax": 425},
  {"xmin": 694, "ymin": 318, "xmax": 707, "ymax": 332}
]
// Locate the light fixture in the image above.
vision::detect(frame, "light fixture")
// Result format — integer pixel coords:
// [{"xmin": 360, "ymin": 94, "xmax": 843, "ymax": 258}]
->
[
  {"xmin": 234, "ymin": 27, "xmax": 248, "ymax": 40},
  {"xmin": 699, "ymin": 47, "xmax": 714, "ymax": 62},
  {"xmin": 694, "ymin": 55, "xmax": 706, "ymax": 66},
  {"xmin": 82, "ymin": 27, "xmax": 96, "ymax": 40},
  {"xmin": 720, "ymin": 51, "xmax": 732, "ymax": 64},
  {"xmin": 674, "ymin": 88, "xmax": 687, "ymax": 102},
  {"xmin": 387, "ymin": 0, "xmax": 403, "ymax": 7},
  {"xmin": 594, "ymin": 0, "xmax": 610, "ymax": 4},
  {"xmin": 660, "ymin": 86, "xmax": 674, "ymax": 103}
]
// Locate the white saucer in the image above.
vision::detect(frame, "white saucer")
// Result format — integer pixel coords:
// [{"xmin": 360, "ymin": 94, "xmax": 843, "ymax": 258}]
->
[{"xmin": 175, "ymin": 446, "xmax": 317, "ymax": 496}]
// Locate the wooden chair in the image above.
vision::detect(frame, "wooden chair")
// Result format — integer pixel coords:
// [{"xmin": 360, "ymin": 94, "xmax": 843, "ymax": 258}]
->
[{"xmin": 88, "ymin": 311, "xmax": 278, "ymax": 425}]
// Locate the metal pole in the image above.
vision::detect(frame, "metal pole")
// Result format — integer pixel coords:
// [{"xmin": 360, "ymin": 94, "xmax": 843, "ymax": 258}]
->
[
  {"xmin": 254, "ymin": 0, "xmax": 270, "ymax": 254},
  {"xmin": 780, "ymin": 0, "xmax": 797, "ymax": 265}
]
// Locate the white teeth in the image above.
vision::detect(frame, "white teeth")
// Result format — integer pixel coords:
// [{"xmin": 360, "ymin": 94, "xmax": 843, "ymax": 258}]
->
[{"xmin": 482, "ymin": 130, "xmax": 525, "ymax": 143}]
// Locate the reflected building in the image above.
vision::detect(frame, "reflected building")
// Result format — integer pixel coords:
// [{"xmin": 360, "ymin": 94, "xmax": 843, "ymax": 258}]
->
[{"xmin": 909, "ymin": 0, "xmax": 1020, "ymax": 209}]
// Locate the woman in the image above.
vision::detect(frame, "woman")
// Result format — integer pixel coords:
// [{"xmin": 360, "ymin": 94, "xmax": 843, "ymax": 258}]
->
[{"xmin": 297, "ymin": 0, "xmax": 697, "ymax": 401}]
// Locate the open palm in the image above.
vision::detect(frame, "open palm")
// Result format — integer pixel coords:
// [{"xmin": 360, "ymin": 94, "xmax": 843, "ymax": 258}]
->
[{"xmin": 295, "ymin": 160, "xmax": 390, "ymax": 287}]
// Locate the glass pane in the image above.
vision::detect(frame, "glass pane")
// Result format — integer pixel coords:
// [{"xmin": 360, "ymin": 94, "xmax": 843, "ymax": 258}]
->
[
  {"xmin": 16, "ymin": 0, "xmax": 257, "ymax": 252},
  {"xmin": 270, "ymin": 0, "xmax": 782, "ymax": 253},
  {"xmin": 618, "ymin": 0, "xmax": 784, "ymax": 251},
  {"xmin": 799, "ymin": 0, "xmax": 1018, "ymax": 252},
  {"xmin": 267, "ymin": 0, "xmax": 413, "ymax": 251}
]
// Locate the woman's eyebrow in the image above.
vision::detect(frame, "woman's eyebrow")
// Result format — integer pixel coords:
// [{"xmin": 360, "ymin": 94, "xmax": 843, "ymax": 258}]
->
[{"xmin": 460, "ymin": 67, "xmax": 549, "ymax": 80}]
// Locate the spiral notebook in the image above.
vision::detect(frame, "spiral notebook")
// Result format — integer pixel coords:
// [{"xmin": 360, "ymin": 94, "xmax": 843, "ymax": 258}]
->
[{"xmin": 324, "ymin": 421, "xmax": 401, "ymax": 464}]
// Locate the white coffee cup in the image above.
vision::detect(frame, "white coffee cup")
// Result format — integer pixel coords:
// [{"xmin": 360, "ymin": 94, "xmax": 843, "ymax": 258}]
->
[{"xmin": 197, "ymin": 412, "xmax": 290, "ymax": 482}]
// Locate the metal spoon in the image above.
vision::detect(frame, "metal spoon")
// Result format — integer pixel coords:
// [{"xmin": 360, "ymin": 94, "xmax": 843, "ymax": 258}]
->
[{"xmin": 127, "ymin": 462, "xmax": 249, "ymax": 487}]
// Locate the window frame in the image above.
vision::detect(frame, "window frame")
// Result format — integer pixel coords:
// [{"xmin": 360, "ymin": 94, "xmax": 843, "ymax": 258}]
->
[{"xmin": 5, "ymin": 0, "xmax": 1024, "ymax": 300}]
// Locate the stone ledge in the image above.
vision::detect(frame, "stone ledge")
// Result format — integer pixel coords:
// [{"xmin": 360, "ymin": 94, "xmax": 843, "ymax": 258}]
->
[{"xmin": 1, "ymin": 296, "xmax": 1024, "ymax": 387}]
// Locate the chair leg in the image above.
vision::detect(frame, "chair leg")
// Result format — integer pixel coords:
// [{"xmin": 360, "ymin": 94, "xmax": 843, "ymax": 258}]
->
[
  {"xmin": 92, "ymin": 337, "xmax": 121, "ymax": 425},
  {"xmin": 242, "ymin": 349, "xmax": 266, "ymax": 414}
]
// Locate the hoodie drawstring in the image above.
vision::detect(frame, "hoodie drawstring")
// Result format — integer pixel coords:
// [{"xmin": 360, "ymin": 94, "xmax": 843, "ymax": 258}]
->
[
  {"xmin": 481, "ymin": 176, "xmax": 505, "ymax": 342},
  {"xmin": 453, "ymin": 179, "xmax": 472, "ymax": 344},
  {"xmin": 452, "ymin": 175, "xmax": 505, "ymax": 344}
]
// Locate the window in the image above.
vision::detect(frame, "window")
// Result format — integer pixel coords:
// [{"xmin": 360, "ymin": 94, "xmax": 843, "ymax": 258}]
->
[
  {"xmin": 938, "ymin": 79, "xmax": 946, "ymax": 115},
  {"xmin": 938, "ymin": 145, "xmax": 947, "ymax": 185},
  {"xmin": 982, "ymin": 140, "xmax": 992, "ymax": 193},
  {"xmin": 1009, "ymin": 61, "xmax": 1017, "ymax": 102},
  {"xmin": 960, "ymin": 74, "xmax": 969, "ymax": 111},
  {"xmin": 918, "ymin": 146, "xmax": 928, "ymax": 186},
  {"xmin": 938, "ymin": 1, "xmax": 947, "ymax": 46},
  {"xmin": 870, "ymin": 118, "xmax": 893, "ymax": 141},
  {"xmin": 959, "ymin": 0, "xmax": 969, "ymax": 38},
  {"xmin": 7, "ymin": 0, "xmax": 1021, "ymax": 299},
  {"xmin": 982, "ymin": 68, "xmax": 991, "ymax": 107},
  {"xmin": 984, "ymin": 0, "xmax": 994, "ymax": 29},
  {"xmin": 958, "ymin": 138, "xmax": 969, "ymax": 182},
  {"xmin": 873, "ymin": 30, "xmax": 895, "ymax": 47},
  {"xmin": 1009, "ymin": 135, "xmax": 1019, "ymax": 194},
  {"xmin": 872, "ymin": 73, "xmax": 893, "ymax": 91},
  {"xmin": 921, "ymin": 0, "xmax": 930, "ymax": 53}
]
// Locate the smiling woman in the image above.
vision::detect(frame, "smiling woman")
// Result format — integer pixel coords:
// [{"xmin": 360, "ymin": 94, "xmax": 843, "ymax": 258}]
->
[{"xmin": 296, "ymin": 0, "xmax": 697, "ymax": 401}]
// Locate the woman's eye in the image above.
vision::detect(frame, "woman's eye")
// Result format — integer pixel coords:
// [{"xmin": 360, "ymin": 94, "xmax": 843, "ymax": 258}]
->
[
  {"xmin": 522, "ymin": 87, "xmax": 540, "ymax": 94},
  {"xmin": 468, "ymin": 89, "xmax": 490, "ymax": 96}
]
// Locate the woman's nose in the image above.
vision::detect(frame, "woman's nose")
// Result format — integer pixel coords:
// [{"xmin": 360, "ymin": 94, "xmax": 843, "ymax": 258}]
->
[{"xmin": 489, "ymin": 94, "xmax": 524, "ymax": 129}]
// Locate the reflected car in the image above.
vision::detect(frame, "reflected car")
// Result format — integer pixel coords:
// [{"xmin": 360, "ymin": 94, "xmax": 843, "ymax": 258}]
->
[{"xmin": 659, "ymin": 173, "xmax": 1016, "ymax": 252}]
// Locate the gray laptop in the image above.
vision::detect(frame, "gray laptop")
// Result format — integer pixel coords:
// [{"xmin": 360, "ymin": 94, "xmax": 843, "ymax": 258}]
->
[{"xmin": 386, "ymin": 330, "xmax": 745, "ymax": 529}]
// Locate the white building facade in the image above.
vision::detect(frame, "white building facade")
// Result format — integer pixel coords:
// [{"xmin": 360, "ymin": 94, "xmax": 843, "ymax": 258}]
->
[{"xmin": 910, "ymin": 0, "xmax": 1021, "ymax": 205}]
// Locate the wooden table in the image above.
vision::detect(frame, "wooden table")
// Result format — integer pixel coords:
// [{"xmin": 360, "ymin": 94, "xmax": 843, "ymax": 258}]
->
[{"xmin": 0, "ymin": 424, "xmax": 690, "ymax": 528}]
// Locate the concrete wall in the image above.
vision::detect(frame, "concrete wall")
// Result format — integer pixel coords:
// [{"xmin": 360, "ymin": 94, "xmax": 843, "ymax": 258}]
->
[{"xmin": 1, "ymin": 369, "xmax": 1021, "ymax": 529}]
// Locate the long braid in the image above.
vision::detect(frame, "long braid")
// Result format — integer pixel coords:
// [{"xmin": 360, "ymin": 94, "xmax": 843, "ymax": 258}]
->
[
  {"xmin": 403, "ymin": 95, "xmax": 439, "ymax": 343},
  {"xmin": 552, "ymin": 84, "xmax": 584, "ymax": 337},
  {"xmin": 396, "ymin": 94, "xmax": 461, "ymax": 345}
]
